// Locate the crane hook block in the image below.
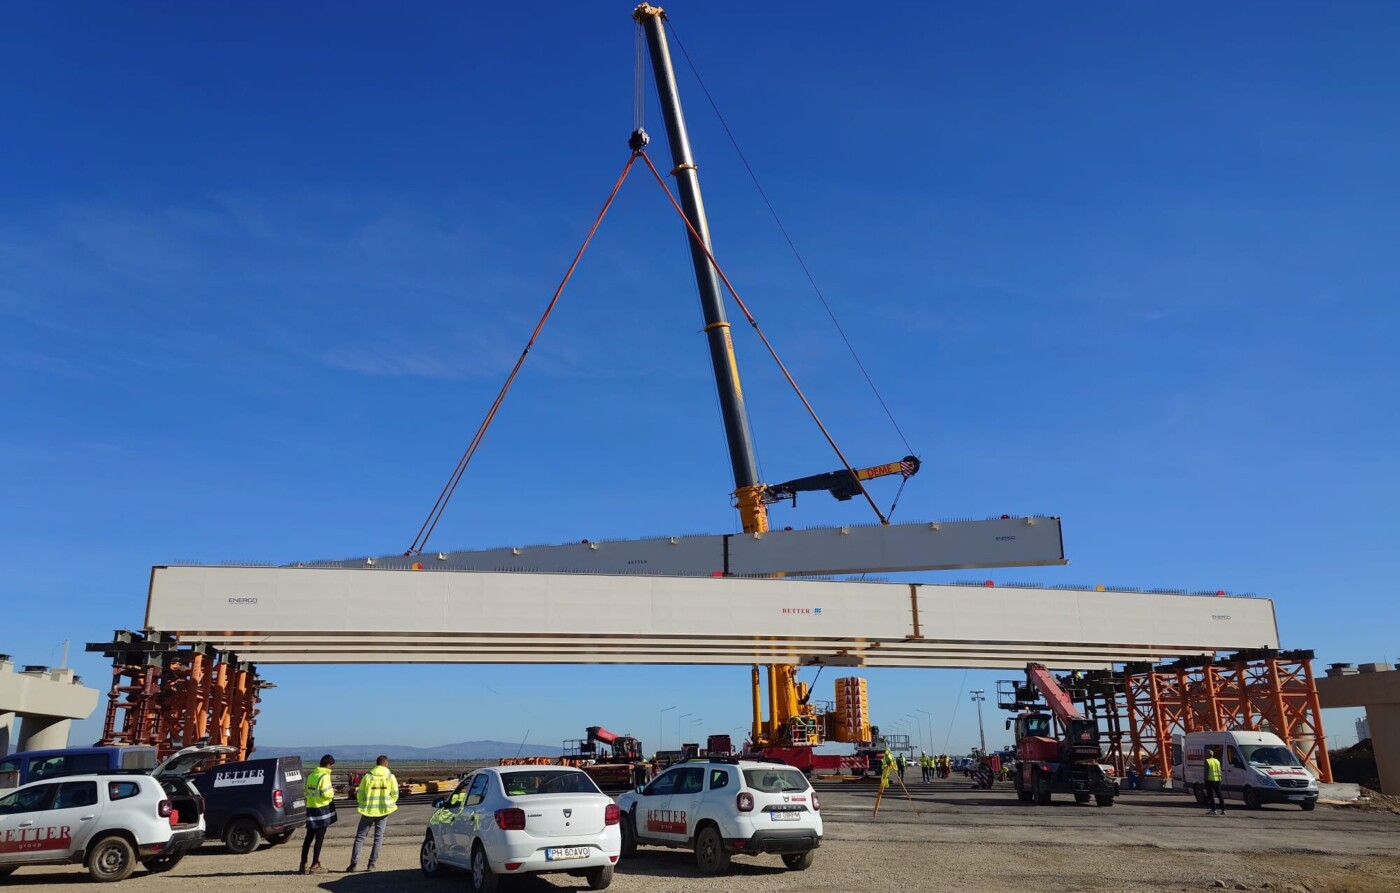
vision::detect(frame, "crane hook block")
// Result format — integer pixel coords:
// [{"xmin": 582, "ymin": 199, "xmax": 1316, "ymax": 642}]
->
[{"xmin": 629, "ymin": 128, "xmax": 650, "ymax": 152}]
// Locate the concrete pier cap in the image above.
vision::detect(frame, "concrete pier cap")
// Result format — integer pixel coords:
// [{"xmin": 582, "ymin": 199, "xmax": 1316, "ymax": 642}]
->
[
  {"xmin": 1317, "ymin": 664, "xmax": 1400, "ymax": 795},
  {"xmin": 0, "ymin": 655, "xmax": 100, "ymax": 755}
]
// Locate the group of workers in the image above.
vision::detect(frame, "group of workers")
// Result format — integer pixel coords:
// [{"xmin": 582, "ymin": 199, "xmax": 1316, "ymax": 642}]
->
[
  {"xmin": 917, "ymin": 753, "xmax": 957, "ymax": 781},
  {"xmin": 296, "ymin": 754, "xmax": 401, "ymax": 875}
]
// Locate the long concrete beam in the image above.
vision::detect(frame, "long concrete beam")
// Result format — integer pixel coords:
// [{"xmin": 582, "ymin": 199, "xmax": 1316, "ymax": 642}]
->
[
  {"xmin": 145, "ymin": 565, "xmax": 1278, "ymax": 670},
  {"xmin": 290, "ymin": 517, "xmax": 1067, "ymax": 577}
]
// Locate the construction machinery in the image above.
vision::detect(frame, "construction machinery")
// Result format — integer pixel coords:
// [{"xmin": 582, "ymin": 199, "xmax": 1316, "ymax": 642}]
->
[
  {"xmin": 559, "ymin": 726, "xmax": 645, "ymax": 792},
  {"xmin": 998, "ymin": 663, "xmax": 1118, "ymax": 806},
  {"xmin": 743, "ymin": 667, "xmax": 874, "ymax": 774}
]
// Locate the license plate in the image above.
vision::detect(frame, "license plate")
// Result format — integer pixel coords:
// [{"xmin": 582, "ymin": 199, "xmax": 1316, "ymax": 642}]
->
[
  {"xmin": 546, "ymin": 846, "xmax": 590, "ymax": 861},
  {"xmin": 1288, "ymin": 795, "xmax": 1306, "ymax": 801},
  {"xmin": 292, "ymin": 800, "xmax": 306, "ymax": 809},
  {"xmin": 770, "ymin": 811, "xmax": 800, "ymax": 822}
]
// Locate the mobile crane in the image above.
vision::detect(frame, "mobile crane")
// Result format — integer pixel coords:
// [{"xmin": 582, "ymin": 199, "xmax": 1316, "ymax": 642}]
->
[{"xmin": 998, "ymin": 663, "xmax": 1118, "ymax": 806}]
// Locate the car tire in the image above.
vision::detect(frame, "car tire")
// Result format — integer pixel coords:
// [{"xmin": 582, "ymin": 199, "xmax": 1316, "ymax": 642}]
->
[
  {"xmin": 1074, "ymin": 792, "xmax": 1091, "ymax": 804},
  {"xmin": 1244, "ymin": 787, "xmax": 1262, "ymax": 810},
  {"xmin": 782, "ymin": 851, "xmax": 815, "ymax": 871},
  {"xmin": 694, "ymin": 825, "xmax": 730, "ymax": 876},
  {"xmin": 468, "ymin": 843, "xmax": 498, "ymax": 893},
  {"xmin": 1301, "ymin": 800, "xmax": 1316, "ymax": 812},
  {"xmin": 586, "ymin": 864, "xmax": 614, "ymax": 890},
  {"xmin": 1096, "ymin": 794, "xmax": 1115, "ymax": 807},
  {"xmin": 1192, "ymin": 784, "xmax": 1206, "ymax": 804},
  {"xmin": 87, "ymin": 835, "xmax": 137, "ymax": 883},
  {"xmin": 1033, "ymin": 773, "xmax": 1052, "ymax": 806},
  {"xmin": 225, "ymin": 818, "xmax": 261, "ymax": 854},
  {"xmin": 420, "ymin": 832, "xmax": 449, "ymax": 878},
  {"xmin": 1017, "ymin": 790, "xmax": 1033, "ymax": 802},
  {"xmin": 620, "ymin": 812, "xmax": 638, "ymax": 857},
  {"xmin": 141, "ymin": 852, "xmax": 186, "ymax": 874}
]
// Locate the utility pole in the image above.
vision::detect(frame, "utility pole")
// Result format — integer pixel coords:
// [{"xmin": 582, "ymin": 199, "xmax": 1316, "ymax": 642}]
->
[
  {"xmin": 970, "ymin": 689, "xmax": 987, "ymax": 755},
  {"xmin": 633, "ymin": 2, "xmax": 767, "ymax": 534}
]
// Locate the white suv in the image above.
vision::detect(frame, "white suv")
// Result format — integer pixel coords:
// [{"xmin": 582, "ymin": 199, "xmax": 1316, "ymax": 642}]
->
[
  {"xmin": 616, "ymin": 759, "xmax": 821, "ymax": 874},
  {"xmin": 0, "ymin": 745, "xmax": 227, "ymax": 882}
]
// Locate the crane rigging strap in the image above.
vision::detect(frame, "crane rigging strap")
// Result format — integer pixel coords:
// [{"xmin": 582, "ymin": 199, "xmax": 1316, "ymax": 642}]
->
[
  {"xmin": 637, "ymin": 151, "xmax": 891, "ymax": 528},
  {"xmin": 405, "ymin": 152, "xmax": 642, "ymax": 556}
]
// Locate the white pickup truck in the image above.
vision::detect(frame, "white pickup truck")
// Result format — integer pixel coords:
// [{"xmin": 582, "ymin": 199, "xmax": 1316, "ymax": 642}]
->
[{"xmin": 0, "ymin": 744, "xmax": 231, "ymax": 882}]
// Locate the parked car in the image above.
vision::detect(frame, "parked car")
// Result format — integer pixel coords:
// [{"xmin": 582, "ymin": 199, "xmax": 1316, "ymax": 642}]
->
[
  {"xmin": 615, "ymin": 757, "xmax": 821, "ymax": 875},
  {"xmin": 419, "ymin": 765, "xmax": 620, "ymax": 892},
  {"xmin": 0, "ymin": 747, "xmax": 158, "ymax": 791},
  {"xmin": 184, "ymin": 756, "xmax": 307, "ymax": 853},
  {"xmin": 0, "ymin": 744, "xmax": 226, "ymax": 882}
]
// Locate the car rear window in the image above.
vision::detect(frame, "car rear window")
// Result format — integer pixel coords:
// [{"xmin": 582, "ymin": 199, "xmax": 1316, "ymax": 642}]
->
[
  {"xmin": 108, "ymin": 781, "xmax": 142, "ymax": 801},
  {"xmin": 501, "ymin": 770, "xmax": 601, "ymax": 796},
  {"xmin": 743, "ymin": 768, "xmax": 809, "ymax": 793}
]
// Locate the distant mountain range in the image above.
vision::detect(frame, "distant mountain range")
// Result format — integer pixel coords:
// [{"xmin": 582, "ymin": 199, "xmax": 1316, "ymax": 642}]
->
[{"xmin": 252, "ymin": 740, "xmax": 563, "ymax": 761}]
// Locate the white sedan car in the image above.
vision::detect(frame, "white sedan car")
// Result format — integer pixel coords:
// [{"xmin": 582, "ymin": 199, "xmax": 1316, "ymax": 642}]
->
[{"xmin": 420, "ymin": 765, "xmax": 620, "ymax": 892}]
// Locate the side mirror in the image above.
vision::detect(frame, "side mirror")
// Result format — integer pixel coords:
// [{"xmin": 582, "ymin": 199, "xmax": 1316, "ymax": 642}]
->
[
  {"xmin": 1004, "ymin": 719, "xmax": 1012, "ymax": 730},
  {"xmin": 432, "ymin": 797, "xmax": 446, "ymax": 809}
]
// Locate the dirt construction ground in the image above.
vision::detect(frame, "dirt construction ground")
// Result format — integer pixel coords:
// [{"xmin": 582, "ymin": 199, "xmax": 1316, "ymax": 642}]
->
[{"xmin": 5, "ymin": 778, "xmax": 1399, "ymax": 892}]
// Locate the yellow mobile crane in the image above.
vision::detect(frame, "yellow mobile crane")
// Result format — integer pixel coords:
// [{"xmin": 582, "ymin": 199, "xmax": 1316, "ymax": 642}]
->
[{"xmin": 634, "ymin": 5, "xmax": 904, "ymax": 772}]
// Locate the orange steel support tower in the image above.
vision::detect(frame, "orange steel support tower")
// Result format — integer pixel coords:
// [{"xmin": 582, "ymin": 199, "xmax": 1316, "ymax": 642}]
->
[
  {"xmin": 87, "ymin": 631, "xmax": 266, "ymax": 761},
  {"xmin": 1118, "ymin": 649, "xmax": 1331, "ymax": 782}
]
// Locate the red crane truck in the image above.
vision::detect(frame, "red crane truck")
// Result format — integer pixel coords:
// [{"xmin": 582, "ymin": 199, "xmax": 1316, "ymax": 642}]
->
[{"xmin": 999, "ymin": 663, "xmax": 1118, "ymax": 806}]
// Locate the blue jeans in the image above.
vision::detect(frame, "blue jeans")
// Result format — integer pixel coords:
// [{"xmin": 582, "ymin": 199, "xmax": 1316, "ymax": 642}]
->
[{"xmin": 350, "ymin": 815, "xmax": 387, "ymax": 867}]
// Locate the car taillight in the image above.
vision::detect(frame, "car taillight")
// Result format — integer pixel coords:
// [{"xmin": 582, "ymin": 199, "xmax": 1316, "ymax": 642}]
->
[
  {"xmin": 604, "ymin": 804, "xmax": 620, "ymax": 825},
  {"xmin": 273, "ymin": 789, "xmax": 284, "ymax": 809},
  {"xmin": 812, "ymin": 792, "xmax": 820, "ymax": 812},
  {"xmin": 495, "ymin": 808, "xmax": 526, "ymax": 830},
  {"xmin": 157, "ymin": 799, "xmax": 173, "ymax": 818},
  {"xmin": 736, "ymin": 792, "xmax": 754, "ymax": 812}
]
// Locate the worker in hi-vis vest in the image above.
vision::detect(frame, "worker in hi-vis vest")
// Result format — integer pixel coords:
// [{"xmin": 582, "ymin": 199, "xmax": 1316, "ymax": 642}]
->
[
  {"xmin": 1204, "ymin": 747, "xmax": 1226, "ymax": 815},
  {"xmin": 348, "ymin": 755, "xmax": 399, "ymax": 871},
  {"xmin": 299, "ymin": 753, "xmax": 337, "ymax": 875}
]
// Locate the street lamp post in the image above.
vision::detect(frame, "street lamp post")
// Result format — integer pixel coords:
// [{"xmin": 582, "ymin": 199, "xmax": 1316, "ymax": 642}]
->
[
  {"xmin": 970, "ymin": 689, "xmax": 987, "ymax": 756},
  {"xmin": 678, "ymin": 712, "xmax": 692, "ymax": 749},
  {"xmin": 916, "ymin": 708, "xmax": 933, "ymax": 755},
  {"xmin": 659, "ymin": 705, "xmax": 677, "ymax": 755}
]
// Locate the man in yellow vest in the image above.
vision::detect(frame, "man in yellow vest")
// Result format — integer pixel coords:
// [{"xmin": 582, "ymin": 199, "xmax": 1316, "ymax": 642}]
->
[
  {"xmin": 299, "ymin": 754, "xmax": 337, "ymax": 874},
  {"xmin": 347, "ymin": 755, "xmax": 399, "ymax": 871},
  {"xmin": 1204, "ymin": 747, "xmax": 1226, "ymax": 815}
]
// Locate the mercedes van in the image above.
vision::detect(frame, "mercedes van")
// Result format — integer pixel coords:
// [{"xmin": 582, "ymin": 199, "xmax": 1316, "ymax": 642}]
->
[{"xmin": 1178, "ymin": 731, "xmax": 1318, "ymax": 810}]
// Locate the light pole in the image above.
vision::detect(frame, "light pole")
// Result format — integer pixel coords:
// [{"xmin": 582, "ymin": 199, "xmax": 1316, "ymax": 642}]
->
[
  {"xmin": 678, "ymin": 712, "xmax": 692, "ymax": 748},
  {"xmin": 916, "ymin": 708, "xmax": 933, "ymax": 755},
  {"xmin": 690, "ymin": 717, "xmax": 705, "ymax": 741},
  {"xmin": 905, "ymin": 714, "xmax": 921, "ymax": 752},
  {"xmin": 970, "ymin": 689, "xmax": 987, "ymax": 756},
  {"xmin": 659, "ymin": 705, "xmax": 676, "ymax": 755}
]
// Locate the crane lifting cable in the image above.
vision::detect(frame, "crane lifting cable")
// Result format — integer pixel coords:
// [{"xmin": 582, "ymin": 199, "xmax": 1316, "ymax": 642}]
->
[{"xmin": 405, "ymin": 152, "xmax": 641, "ymax": 556}]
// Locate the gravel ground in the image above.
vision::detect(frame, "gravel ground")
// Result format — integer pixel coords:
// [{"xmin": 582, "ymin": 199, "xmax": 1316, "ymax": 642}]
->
[{"xmin": 6, "ymin": 780, "xmax": 1398, "ymax": 892}]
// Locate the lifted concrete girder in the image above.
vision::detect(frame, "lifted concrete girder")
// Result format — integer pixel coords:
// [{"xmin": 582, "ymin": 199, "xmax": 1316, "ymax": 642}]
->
[
  {"xmin": 144, "ymin": 565, "xmax": 1279, "ymax": 669},
  {"xmin": 293, "ymin": 517, "xmax": 1067, "ymax": 577}
]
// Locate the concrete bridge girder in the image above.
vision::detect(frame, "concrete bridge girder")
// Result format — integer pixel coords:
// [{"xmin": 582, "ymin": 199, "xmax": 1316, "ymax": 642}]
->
[{"xmin": 0, "ymin": 658, "xmax": 100, "ymax": 754}]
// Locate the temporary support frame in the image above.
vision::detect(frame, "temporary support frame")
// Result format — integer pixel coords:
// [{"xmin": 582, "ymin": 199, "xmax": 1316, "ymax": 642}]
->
[
  {"xmin": 1117, "ymin": 649, "xmax": 1331, "ymax": 782},
  {"xmin": 87, "ymin": 631, "xmax": 270, "ymax": 761}
]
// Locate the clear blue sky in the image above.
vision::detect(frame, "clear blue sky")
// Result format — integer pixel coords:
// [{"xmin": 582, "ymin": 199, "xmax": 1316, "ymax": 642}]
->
[{"xmin": 3, "ymin": 2, "xmax": 1396, "ymax": 755}]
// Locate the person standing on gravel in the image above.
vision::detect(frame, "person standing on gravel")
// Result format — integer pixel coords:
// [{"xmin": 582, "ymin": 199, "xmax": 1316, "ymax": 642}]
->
[
  {"xmin": 347, "ymin": 755, "xmax": 399, "ymax": 871},
  {"xmin": 299, "ymin": 754, "xmax": 337, "ymax": 874},
  {"xmin": 1204, "ymin": 747, "xmax": 1226, "ymax": 815}
]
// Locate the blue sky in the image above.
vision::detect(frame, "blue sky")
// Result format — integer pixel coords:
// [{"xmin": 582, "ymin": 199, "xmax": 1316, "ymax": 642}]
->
[{"xmin": 3, "ymin": 1, "xmax": 1396, "ymax": 756}]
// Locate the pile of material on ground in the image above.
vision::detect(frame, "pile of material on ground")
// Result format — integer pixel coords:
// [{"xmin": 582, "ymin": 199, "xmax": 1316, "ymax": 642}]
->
[{"xmin": 1329, "ymin": 738, "xmax": 1380, "ymax": 789}]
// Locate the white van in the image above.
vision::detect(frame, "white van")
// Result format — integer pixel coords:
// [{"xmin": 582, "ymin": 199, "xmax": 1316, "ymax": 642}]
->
[{"xmin": 1177, "ymin": 731, "xmax": 1318, "ymax": 810}]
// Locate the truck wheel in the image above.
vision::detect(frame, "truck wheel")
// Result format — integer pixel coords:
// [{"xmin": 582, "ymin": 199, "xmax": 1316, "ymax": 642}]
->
[
  {"xmin": 1095, "ymin": 794, "xmax": 1115, "ymax": 807},
  {"xmin": 87, "ymin": 835, "xmax": 136, "ymax": 883},
  {"xmin": 225, "ymin": 817, "xmax": 261, "ymax": 854},
  {"xmin": 1301, "ymin": 800, "xmax": 1316, "ymax": 812},
  {"xmin": 585, "ymin": 864, "xmax": 614, "ymax": 890},
  {"xmin": 782, "ymin": 851, "xmax": 814, "ymax": 871},
  {"xmin": 1192, "ymin": 784, "xmax": 1206, "ymax": 804},
  {"xmin": 141, "ymin": 852, "xmax": 185, "ymax": 873},
  {"xmin": 1244, "ymin": 787, "xmax": 1262, "ymax": 810},
  {"xmin": 620, "ymin": 811, "xmax": 638, "ymax": 857},
  {"xmin": 1034, "ymin": 773, "xmax": 1052, "ymax": 806},
  {"xmin": 694, "ymin": 825, "xmax": 730, "ymax": 875},
  {"xmin": 1074, "ymin": 792, "xmax": 1091, "ymax": 804}
]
